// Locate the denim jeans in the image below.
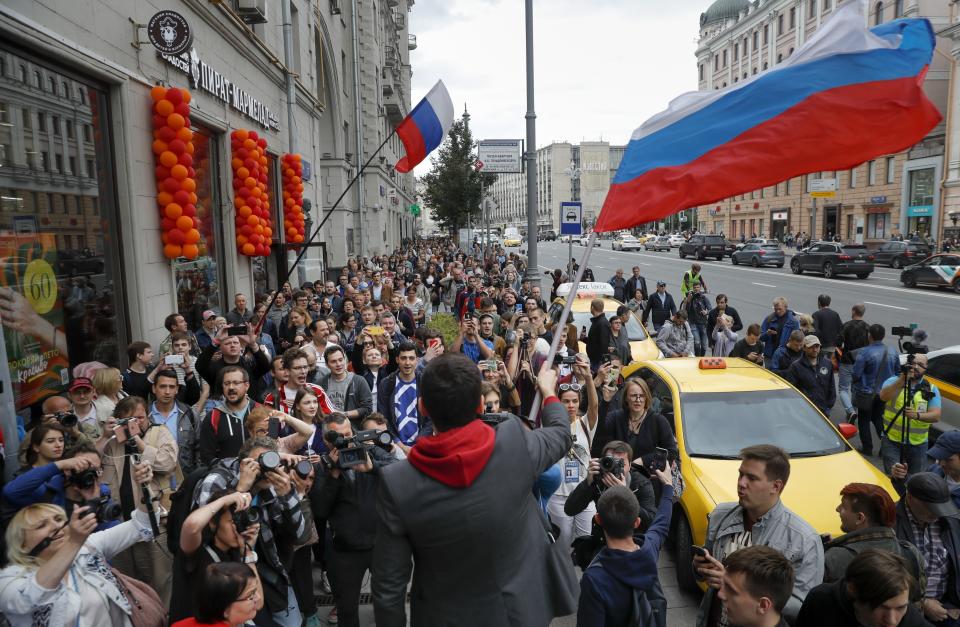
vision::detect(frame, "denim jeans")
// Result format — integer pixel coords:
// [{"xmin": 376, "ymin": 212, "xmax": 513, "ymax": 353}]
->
[
  {"xmin": 691, "ymin": 323, "xmax": 708, "ymax": 357},
  {"xmin": 271, "ymin": 585, "xmax": 303, "ymax": 627},
  {"xmin": 880, "ymin": 435, "xmax": 928, "ymax": 478},
  {"xmin": 838, "ymin": 363, "xmax": 855, "ymax": 416}
]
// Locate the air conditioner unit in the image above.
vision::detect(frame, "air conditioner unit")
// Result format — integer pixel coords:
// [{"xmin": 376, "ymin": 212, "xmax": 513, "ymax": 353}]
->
[
  {"xmin": 236, "ymin": 0, "xmax": 268, "ymax": 24},
  {"xmin": 330, "ymin": 0, "xmax": 342, "ymax": 14}
]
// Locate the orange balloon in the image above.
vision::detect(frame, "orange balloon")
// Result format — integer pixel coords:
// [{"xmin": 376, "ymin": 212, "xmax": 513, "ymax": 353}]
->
[
  {"xmin": 255, "ymin": 224, "xmax": 264, "ymax": 234},
  {"xmin": 244, "ymin": 177, "xmax": 256, "ymax": 189},
  {"xmin": 259, "ymin": 156, "xmax": 267, "ymax": 166},
  {"xmin": 295, "ymin": 184, "xmax": 303, "ymax": 193},
  {"xmin": 231, "ymin": 158, "xmax": 244, "ymax": 170},
  {"xmin": 150, "ymin": 85, "xmax": 167, "ymax": 102},
  {"xmin": 294, "ymin": 233, "xmax": 304, "ymax": 243},
  {"xmin": 233, "ymin": 196, "xmax": 246, "ymax": 210},
  {"xmin": 250, "ymin": 187, "xmax": 262, "ymax": 198},
  {"xmin": 238, "ymin": 205, "xmax": 252, "ymax": 218},
  {"xmin": 157, "ymin": 192, "xmax": 173, "ymax": 208},
  {"xmin": 180, "ymin": 179, "xmax": 196, "ymax": 193},
  {"xmin": 152, "ymin": 140, "xmax": 168, "ymax": 155},
  {"xmin": 167, "ymin": 113, "xmax": 185, "ymax": 130},
  {"xmin": 182, "ymin": 244, "xmax": 199, "ymax": 259},
  {"xmin": 188, "ymin": 192, "xmax": 198, "ymax": 205},
  {"xmin": 177, "ymin": 127, "xmax": 193, "ymax": 142},
  {"xmin": 237, "ymin": 234, "xmax": 248, "ymax": 246},
  {"xmin": 185, "ymin": 142, "xmax": 195, "ymax": 155},
  {"xmin": 176, "ymin": 215, "xmax": 194, "ymax": 231},
  {"xmin": 185, "ymin": 228, "xmax": 201, "ymax": 244},
  {"xmin": 243, "ymin": 138, "xmax": 256, "ymax": 150},
  {"xmin": 263, "ymin": 227, "xmax": 272, "ymax": 238},
  {"xmin": 164, "ymin": 203, "xmax": 183, "ymax": 219},
  {"xmin": 155, "ymin": 99, "xmax": 174, "ymax": 116},
  {"xmin": 234, "ymin": 129, "xmax": 249, "ymax": 141},
  {"xmin": 159, "ymin": 151, "xmax": 178, "ymax": 168},
  {"xmin": 242, "ymin": 242, "xmax": 256, "ymax": 256},
  {"xmin": 237, "ymin": 167, "xmax": 250, "ymax": 180},
  {"xmin": 181, "ymin": 90, "xmax": 191, "ymax": 104},
  {"xmin": 170, "ymin": 164, "xmax": 188, "ymax": 180},
  {"xmin": 246, "ymin": 214, "xmax": 260, "ymax": 227},
  {"xmin": 164, "ymin": 243, "xmax": 182, "ymax": 259}
]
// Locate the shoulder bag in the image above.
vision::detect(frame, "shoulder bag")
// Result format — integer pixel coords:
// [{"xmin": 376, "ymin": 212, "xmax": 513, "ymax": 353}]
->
[{"xmin": 111, "ymin": 567, "xmax": 167, "ymax": 627}]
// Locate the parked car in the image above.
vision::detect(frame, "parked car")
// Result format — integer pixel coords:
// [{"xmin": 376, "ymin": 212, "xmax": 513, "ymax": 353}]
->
[
  {"xmin": 679, "ymin": 234, "xmax": 726, "ymax": 261},
  {"xmin": 578, "ymin": 233, "xmax": 601, "ymax": 247},
  {"xmin": 613, "ymin": 235, "xmax": 643, "ymax": 251},
  {"xmin": 644, "ymin": 236, "xmax": 672, "ymax": 251},
  {"xmin": 899, "ymin": 253, "xmax": 960, "ymax": 292},
  {"xmin": 541, "ymin": 230, "xmax": 557, "ymax": 242},
  {"xmin": 731, "ymin": 243, "xmax": 786, "ymax": 267},
  {"xmin": 873, "ymin": 240, "xmax": 933, "ymax": 268},
  {"xmin": 722, "ymin": 240, "xmax": 738, "ymax": 257},
  {"xmin": 790, "ymin": 243, "xmax": 874, "ymax": 279},
  {"xmin": 668, "ymin": 234, "xmax": 686, "ymax": 248},
  {"xmin": 56, "ymin": 249, "xmax": 105, "ymax": 276}
]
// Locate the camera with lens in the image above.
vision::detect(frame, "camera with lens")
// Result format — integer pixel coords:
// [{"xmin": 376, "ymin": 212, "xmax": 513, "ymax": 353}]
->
[
  {"xmin": 283, "ymin": 458, "xmax": 314, "ymax": 479},
  {"xmin": 232, "ymin": 506, "xmax": 260, "ymax": 532},
  {"xmin": 599, "ymin": 455, "xmax": 625, "ymax": 479},
  {"xmin": 53, "ymin": 411, "xmax": 78, "ymax": 429},
  {"xmin": 553, "ymin": 353, "xmax": 577, "ymax": 366},
  {"xmin": 322, "ymin": 429, "xmax": 392, "ymax": 469},
  {"xmin": 115, "ymin": 417, "xmax": 133, "ymax": 441},
  {"xmin": 504, "ymin": 329, "xmax": 517, "ymax": 345},
  {"xmin": 78, "ymin": 495, "xmax": 122, "ymax": 524},
  {"xmin": 257, "ymin": 451, "xmax": 282, "ymax": 474},
  {"xmin": 67, "ymin": 467, "xmax": 100, "ymax": 489}
]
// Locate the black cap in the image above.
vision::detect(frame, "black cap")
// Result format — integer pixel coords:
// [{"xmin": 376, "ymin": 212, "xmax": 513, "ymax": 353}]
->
[{"xmin": 906, "ymin": 472, "xmax": 960, "ymax": 518}]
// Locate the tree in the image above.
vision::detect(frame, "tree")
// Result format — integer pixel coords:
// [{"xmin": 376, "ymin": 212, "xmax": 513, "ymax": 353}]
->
[{"xmin": 420, "ymin": 111, "xmax": 495, "ymax": 235}]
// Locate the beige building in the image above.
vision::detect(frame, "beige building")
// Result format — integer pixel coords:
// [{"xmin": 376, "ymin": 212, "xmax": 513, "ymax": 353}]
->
[
  {"xmin": 487, "ymin": 141, "xmax": 626, "ymax": 234},
  {"xmin": 694, "ymin": 0, "xmax": 949, "ymax": 242},
  {"xmin": 935, "ymin": 4, "xmax": 960, "ymax": 241}
]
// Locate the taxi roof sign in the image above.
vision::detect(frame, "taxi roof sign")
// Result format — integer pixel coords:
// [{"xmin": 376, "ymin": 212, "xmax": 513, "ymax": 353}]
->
[
  {"xmin": 698, "ymin": 357, "xmax": 727, "ymax": 370},
  {"xmin": 556, "ymin": 282, "xmax": 615, "ymax": 299}
]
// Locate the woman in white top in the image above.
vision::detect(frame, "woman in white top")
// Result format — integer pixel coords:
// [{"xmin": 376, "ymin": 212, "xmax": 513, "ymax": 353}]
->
[
  {"xmin": 545, "ymin": 354, "xmax": 599, "ymax": 551},
  {"xmin": 711, "ymin": 314, "xmax": 739, "ymax": 357},
  {"xmin": 0, "ymin": 500, "xmax": 156, "ymax": 627},
  {"xmin": 91, "ymin": 367, "xmax": 126, "ymax": 427}
]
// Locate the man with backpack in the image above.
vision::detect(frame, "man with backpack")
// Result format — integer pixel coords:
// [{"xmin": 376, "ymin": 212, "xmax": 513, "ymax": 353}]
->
[
  {"xmin": 197, "ymin": 365, "xmax": 262, "ymax": 465},
  {"xmin": 836, "ymin": 303, "xmax": 870, "ymax": 422},
  {"xmin": 576, "ymin": 469, "xmax": 673, "ymax": 627}
]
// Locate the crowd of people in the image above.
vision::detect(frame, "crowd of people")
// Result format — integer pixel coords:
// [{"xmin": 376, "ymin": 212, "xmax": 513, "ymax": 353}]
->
[{"xmin": 0, "ymin": 235, "xmax": 952, "ymax": 627}]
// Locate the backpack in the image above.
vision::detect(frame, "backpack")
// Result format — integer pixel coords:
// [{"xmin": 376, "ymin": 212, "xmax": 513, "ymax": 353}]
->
[
  {"xmin": 587, "ymin": 556, "xmax": 666, "ymax": 627},
  {"xmin": 165, "ymin": 462, "xmax": 232, "ymax": 553}
]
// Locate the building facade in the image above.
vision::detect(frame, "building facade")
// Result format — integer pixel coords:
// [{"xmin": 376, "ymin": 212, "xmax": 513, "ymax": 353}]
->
[
  {"xmin": 693, "ymin": 0, "xmax": 949, "ymax": 242},
  {"xmin": 487, "ymin": 141, "xmax": 626, "ymax": 234},
  {"xmin": 0, "ymin": 0, "xmax": 416, "ymax": 427}
]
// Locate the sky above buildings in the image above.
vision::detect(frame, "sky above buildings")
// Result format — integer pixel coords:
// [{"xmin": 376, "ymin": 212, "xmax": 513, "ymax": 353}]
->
[{"xmin": 408, "ymin": 0, "xmax": 705, "ymax": 174}]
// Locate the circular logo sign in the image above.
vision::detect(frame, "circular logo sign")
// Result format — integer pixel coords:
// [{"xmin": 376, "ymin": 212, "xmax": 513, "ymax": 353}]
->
[
  {"xmin": 148, "ymin": 10, "xmax": 193, "ymax": 56},
  {"xmin": 23, "ymin": 259, "xmax": 57, "ymax": 315}
]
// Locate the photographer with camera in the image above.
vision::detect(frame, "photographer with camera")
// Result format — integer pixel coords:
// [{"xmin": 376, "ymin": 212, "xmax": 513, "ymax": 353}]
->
[
  {"xmin": 191, "ymin": 437, "xmax": 311, "ymax": 627},
  {"xmin": 0, "ymin": 486, "xmax": 161, "ymax": 626},
  {"xmin": 452, "ymin": 312, "xmax": 496, "ymax": 364},
  {"xmin": 96, "ymin": 396, "xmax": 177, "ymax": 603},
  {"xmin": 169, "ymin": 489, "xmax": 261, "ymax": 623},
  {"xmin": 310, "ymin": 412, "xmax": 397, "ymax": 627},
  {"xmin": 879, "ymin": 352, "xmax": 942, "ymax": 480}
]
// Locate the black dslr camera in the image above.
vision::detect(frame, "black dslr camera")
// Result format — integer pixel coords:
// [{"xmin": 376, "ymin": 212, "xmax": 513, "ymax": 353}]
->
[
  {"xmin": 891, "ymin": 326, "xmax": 929, "ymax": 374},
  {"xmin": 53, "ymin": 411, "xmax": 79, "ymax": 429},
  {"xmin": 599, "ymin": 455, "xmax": 625, "ymax": 479},
  {"xmin": 78, "ymin": 495, "xmax": 122, "ymax": 524},
  {"xmin": 67, "ymin": 467, "xmax": 100, "ymax": 489},
  {"xmin": 322, "ymin": 429, "xmax": 392, "ymax": 470},
  {"xmin": 232, "ymin": 507, "xmax": 260, "ymax": 532}
]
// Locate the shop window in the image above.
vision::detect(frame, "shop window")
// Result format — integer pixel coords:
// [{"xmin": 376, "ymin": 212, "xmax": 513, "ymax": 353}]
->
[
  {"xmin": 867, "ymin": 213, "xmax": 889, "ymax": 238},
  {"xmin": 0, "ymin": 45, "xmax": 126, "ymax": 418},
  {"xmin": 908, "ymin": 167, "xmax": 934, "ymax": 207},
  {"xmin": 173, "ymin": 125, "xmax": 226, "ymax": 330}
]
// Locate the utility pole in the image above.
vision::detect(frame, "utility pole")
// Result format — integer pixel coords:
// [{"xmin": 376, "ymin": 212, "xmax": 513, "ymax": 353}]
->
[{"xmin": 524, "ymin": 0, "xmax": 539, "ymax": 286}]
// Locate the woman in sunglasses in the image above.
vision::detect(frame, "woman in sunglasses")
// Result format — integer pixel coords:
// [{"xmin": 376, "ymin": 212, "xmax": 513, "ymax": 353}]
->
[{"xmin": 546, "ymin": 354, "xmax": 600, "ymax": 551}]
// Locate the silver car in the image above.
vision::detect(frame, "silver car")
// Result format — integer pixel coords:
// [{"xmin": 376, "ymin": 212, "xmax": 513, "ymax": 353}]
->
[
  {"xmin": 644, "ymin": 236, "xmax": 671, "ymax": 251},
  {"xmin": 731, "ymin": 243, "xmax": 785, "ymax": 267}
]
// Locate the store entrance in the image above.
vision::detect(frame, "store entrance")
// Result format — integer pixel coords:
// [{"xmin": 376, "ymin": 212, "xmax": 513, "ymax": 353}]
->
[{"xmin": 823, "ymin": 206, "xmax": 839, "ymax": 240}]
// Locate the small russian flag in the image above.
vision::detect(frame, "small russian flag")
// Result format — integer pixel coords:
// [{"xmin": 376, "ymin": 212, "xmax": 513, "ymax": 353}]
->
[{"xmin": 395, "ymin": 80, "xmax": 454, "ymax": 173}]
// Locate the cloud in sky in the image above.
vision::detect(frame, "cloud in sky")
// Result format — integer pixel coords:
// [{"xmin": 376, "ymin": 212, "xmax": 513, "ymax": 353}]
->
[{"xmin": 408, "ymin": 0, "xmax": 706, "ymax": 174}]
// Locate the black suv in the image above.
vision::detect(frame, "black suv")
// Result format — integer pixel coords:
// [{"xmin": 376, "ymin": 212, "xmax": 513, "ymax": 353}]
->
[
  {"xmin": 679, "ymin": 234, "xmax": 725, "ymax": 260},
  {"xmin": 790, "ymin": 243, "xmax": 874, "ymax": 279},
  {"xmin": 541, "ymin": 230, "xmax": 557, "ymax": 242},
  {"xmin": 872, "ymin": 240, "xmax": 932, "ymax": 268}
]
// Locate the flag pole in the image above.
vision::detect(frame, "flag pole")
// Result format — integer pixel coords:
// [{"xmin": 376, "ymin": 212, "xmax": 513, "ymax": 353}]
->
[
  {"xmin": 527, "ymin": 231, "xmax": 598, "ymax": 427},
  {"xmin": 258, "ymin": 128, "xmax": 398, "ymax": 327}
]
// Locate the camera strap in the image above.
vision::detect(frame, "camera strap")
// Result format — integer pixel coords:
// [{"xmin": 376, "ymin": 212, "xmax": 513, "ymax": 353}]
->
[{"xmin": 28, "ymin": 521, "xmax": 69, "ymax": 557}]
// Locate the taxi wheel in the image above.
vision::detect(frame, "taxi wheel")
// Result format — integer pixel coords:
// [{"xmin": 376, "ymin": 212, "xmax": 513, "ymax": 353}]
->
[
  {"xmin": 674, "ymin": 514, "xmax": 699, "ymax": 592},
  {"xmin": 903, "ymin": 274, "xmax": 917, "ymax": 288}
]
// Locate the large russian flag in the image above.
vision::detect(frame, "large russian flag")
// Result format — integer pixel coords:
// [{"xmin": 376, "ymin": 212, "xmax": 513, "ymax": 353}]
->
[
  {"xmin": 595, "ymin": 0, "xmax": 941, "ymax": 232},
  {"xmin": 395, "ymin": 80, "xmax": 455, "ymax": 173}
]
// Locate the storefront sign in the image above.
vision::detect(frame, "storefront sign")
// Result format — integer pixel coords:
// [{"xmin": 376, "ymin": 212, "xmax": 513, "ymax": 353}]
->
[
  {"xmin": 772, "ymin": 211, "xmax": 788, "ymax": 221},
  {"xmin": 159, "ymin": 48, "xmax": 280, "ymax": 131},
  {"xmin": 870, "ymin": 196, "xmax": 887, "ymax": 204},
  {"xmin": 865, "ymin": 205, "xmax": 888, "ymax": 214},
  {"xmin": 148, "ymin": 11, "xmax": 193, "ymax": 56},
  {"xmin": 907, "ymin": 205, "xmax": 933, "ymax": 217}
]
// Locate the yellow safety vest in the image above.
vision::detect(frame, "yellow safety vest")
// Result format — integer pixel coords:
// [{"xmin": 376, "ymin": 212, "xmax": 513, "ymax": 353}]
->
[{"xmin": 882, "ymin": 386, "xmax": 931, "ymax": 445}]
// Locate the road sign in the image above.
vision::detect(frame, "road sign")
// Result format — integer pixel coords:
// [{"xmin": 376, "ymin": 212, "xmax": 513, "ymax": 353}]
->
[
  {"xmin": 474, "ymin": 159, "xmax": 484, "ymax": 171},
  {"xmin": 560, "ymin": 202, "xmax": 583, "ymax": 236},
  {"xmin": 809, "ymin": 177, "xmax": 837, "ymax": 198},
  {"xmin": 477, "ymin": 139, "xmax": 524, "ymax": 173}
]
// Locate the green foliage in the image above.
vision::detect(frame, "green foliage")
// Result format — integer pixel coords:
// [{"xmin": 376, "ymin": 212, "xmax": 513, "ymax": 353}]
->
[
  {"xmin": 426, "ymin": 312, "xmax": 459, "ymax": 348},
  {"xmin": 420, "ymin": 112, "xmax": 496, "ymax": 233}
]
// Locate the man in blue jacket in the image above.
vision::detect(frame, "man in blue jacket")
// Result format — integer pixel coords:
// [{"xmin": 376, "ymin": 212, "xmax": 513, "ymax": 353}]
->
[
  {"xmin": 760, "ymin": 297, "xmax": 800, "ymax": 367},
  {"xmin": 576, "ymin": 469, "xmax": 674, "ymax": 627}
]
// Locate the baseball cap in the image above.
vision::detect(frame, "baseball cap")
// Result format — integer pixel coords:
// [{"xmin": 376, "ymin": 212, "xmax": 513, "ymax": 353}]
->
[
  {"xmin": 906, "ymin": 472, "xmax": 960, "ymax": 518},
  {"xmin": 68, "ymin": 377, "xmax": 93, "ymax": 392},
  {"xmin": 359, "ymin": 282, "xmax": 369, "ymax": 290},
  {"xmin": 802, "ymin": 335, "xmax": 821, "ymax": 348},
  {"xmin": 202, "ymin": 309, "xmax": 218, "ymax": 321},
  {"xmin": 656, "ymin": 280, "xmax": 667, "ymax": 287},
  {"xmin": 929, "ymin": 431, "xmax": 960, "ymax": 460}
]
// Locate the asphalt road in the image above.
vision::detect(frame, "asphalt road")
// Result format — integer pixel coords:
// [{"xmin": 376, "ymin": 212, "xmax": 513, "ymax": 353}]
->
[{"xmin": 529, "ymin": 241, "xmax": 959, "ymax": 352}]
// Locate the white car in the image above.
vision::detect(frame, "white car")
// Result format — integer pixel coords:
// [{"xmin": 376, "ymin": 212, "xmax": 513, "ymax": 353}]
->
[
  {"xmin": 613, "ymin": 235, "xmax": 643, "ymax": 251},
  {"xmin": 668, "ymin": 234, "xmax": 686, "ymax": 248},
  {"xmin": 578, "ymin": 233, "xmax": 601, "ymax": 247}
]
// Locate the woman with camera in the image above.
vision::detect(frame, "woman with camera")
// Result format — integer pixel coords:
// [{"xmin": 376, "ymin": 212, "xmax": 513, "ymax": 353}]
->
[
  {"xmin": 170, "ymin": 489, "xmax": 262, "ymax": 623},
  {"xmin": 0, "ymin": 489, "xmax": 159, "ymax": 626},
  {"xmin": 172, "ymin": 562, "xmax": 262, "ymax": 627},
  {"xmin": 278, "ymin": 307, "xmax": 312, "ymax": 353},
  {"xmin": 14, "ymin": 423, "xmax": 66, "ymax": 477}
]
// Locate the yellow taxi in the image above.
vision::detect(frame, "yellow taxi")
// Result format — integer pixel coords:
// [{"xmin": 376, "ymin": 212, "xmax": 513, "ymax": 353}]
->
[
  {"xmin": 619, "ymin": 356, "xmax": 896, "ymax": 592},
  {"xmin": 503, "ymin": 233, "xmax": 523, "ymax": 247},
  {"xmin": 922, "ymin": 345, "xmax": 960, "ymax": 404},
  {"xmin": 547, "ymin": 282, "xmax": 660, "ymax": 362}
]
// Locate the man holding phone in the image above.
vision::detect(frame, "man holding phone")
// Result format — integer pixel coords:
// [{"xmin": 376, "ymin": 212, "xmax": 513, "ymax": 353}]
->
[{"xmin": 693, "ymin": 445, "xmax": 823, "ymax": 626}]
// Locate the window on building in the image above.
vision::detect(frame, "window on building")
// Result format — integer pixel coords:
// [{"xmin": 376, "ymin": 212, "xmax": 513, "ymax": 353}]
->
[
  {"xmin": 22, "ymin": 110, "xmax": 31, "ymax": 130},
  {"xmin": 18, "ymin": 64, "xmax": 26, "ymax": 82},
  {"xmin": 48, "ymin": 76, "xmax": 56, "ymax": 94},
  {"xmin": 68, "ymin": 156, "xmax": 76, "ymax": 174},
  {"xmin": 699, "ymin": 64, "xmax": 704, "ymax": 81},
  {"xmin": 810, "ymin": 0, "xmax": 817, "ymax": 16},
  {"xmin": 54, "ymin": 153, "xmax": 63, "ymax": 172},
  {"xmin": 86, "ymin": 158, "xmax": 94, "ymax": 176},
  {"xmin": 759, "ymin": 219, "xmax": 765, "ymax": 236},
  {"xmin": 908, "ymin": 167, "xmax": 935, "ymax": 207},
  {"xmin": 874, "ymin": 1, "xmax": 883, "ymax": 24},
  {"xmin": 722, "ymin": 50, "xmax": 727, "ymax": 67},
  {"xmin": 824, "ymin": 0, "xmax": 830, "ymax": 10},
  {"xmin": 785, "ymin": 178, "xmax": 791, "ymax": 194},
  {"xmin": 846, "ymin": 214, "xmax": 854, "ymax": 240},
  {"xmin": 33, "ymin": 70, "xmax": 40, "ymax": 87},
  {"xmin": 774, "ymin": 183, "xmax": 779, "ymax": 197},
  {"xmin": 734, "ymin": 77, "xmax": 739, "ymax": 83},
  {"xmin": 894, "ymin": 0, "xmax": 904, "ymax": 16},
  {"xmin": 868, "ymin": 160, "xmax": 876, "ymax": 185},
  {"xmin": 79, "ymin": 88, "xmax": 86, "ymax": 105},
  {"xmin": 753, "ymin": 31, "xmax": 759, "ymax": 49},
  {"xmin": 290, "ymin": 2, "xmax": 302, "ymax": 74},
  {"xmin": 763, "ymin": 61, "xmax": 768, "ymax": 70},
  {"xmin": 778, "ymin": 14, "xmax": 784, "ymax": 35},
  {"xmin": 753, "ymin": 67, "xmax": 758, "ymax": 75},
  {"xmin": 341, "ymin": 51, "xmax": 348, "ymax": 95},
  {"xmin": 62, "ymin": 81, "xmax": 69, "ymax": 97},
  {"xmin": 790, "ymin": 7, "xmax": 796, "ymax": 29},
  {"xmin": 743, "ymin": 72, "xmax": 747, "ymax": 79},
  {"xmin": 66, "ymin": 120, "xmax": 73, "ymax": 139},
  {"xmin": 51, "ymin": 116, "xmax": 59, "ymax": 136},
  {"xmin": 743, "ymin": 36, "xmax": 749, "ymax": 54},
  {"xmin": 763, "ymin": 24, "xmax": 769, "ymax": 44},
  {"xmin": 83, "ymin": 124, "xmax": 91, "ymax": 142},
  {"xmin": 41, "ymin": 150, "xmax": 48, "ymax": 171},
  {"xmin": 789, "ymin": 47, "xmax": 794, "ymax": 56},
  {"xmin": 777, "ymin": 53, "xmax": 782, "ymax": 63},
  {"xmin": 867, "ymin": 213, "xmax": 889, "ymax": 238},
  {"xmin": 886, "ymin": 156, "xmax": 896, "ymax": 183},
  {"xmin": 849, "ymin": 167, "xmax": 857, "ymax": 188},
  {"xmin": 314, "ymin": 28, "xmax": 327, "ymax": 107}
]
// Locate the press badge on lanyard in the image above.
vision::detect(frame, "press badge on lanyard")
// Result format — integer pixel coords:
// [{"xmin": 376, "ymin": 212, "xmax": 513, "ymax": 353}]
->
[{"xmin": 564, "ymin": 459, "xmax": 580, "ymax": 484}]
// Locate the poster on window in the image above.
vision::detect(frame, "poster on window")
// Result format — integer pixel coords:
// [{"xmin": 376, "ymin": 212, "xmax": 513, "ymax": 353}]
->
[{"xmin": 0, "ymin": 233, "xmax": 69, "ymax": 409}]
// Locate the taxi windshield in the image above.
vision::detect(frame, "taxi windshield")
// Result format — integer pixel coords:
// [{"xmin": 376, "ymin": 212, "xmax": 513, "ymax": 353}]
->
[
  {"xmin": 568, "ymin": 310, "xmax": 649, "ymax": 342},
  {"xmin": 680, "ymin": 390, "xmax": 848, "ymax": 459}
]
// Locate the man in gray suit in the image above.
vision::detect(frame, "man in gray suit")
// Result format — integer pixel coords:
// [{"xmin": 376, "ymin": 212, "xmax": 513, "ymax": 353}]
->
[{"xmin": 372, "ymin": 353, "xmax": 576, "ymax": 626}]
